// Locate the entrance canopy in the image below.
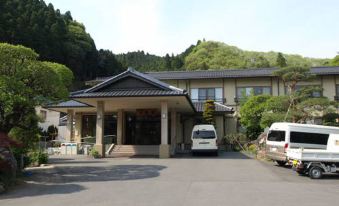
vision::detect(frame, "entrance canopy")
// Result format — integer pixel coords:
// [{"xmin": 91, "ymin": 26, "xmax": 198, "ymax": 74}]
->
[{"xmin": 47, "ymin": 67, "xmax": 196, "ymax": 113}]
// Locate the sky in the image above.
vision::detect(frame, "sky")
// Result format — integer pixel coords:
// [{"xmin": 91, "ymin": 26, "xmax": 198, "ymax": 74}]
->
[{"xmin": 46, "ymin": 0, "xmax": 339, "ymax": 58}]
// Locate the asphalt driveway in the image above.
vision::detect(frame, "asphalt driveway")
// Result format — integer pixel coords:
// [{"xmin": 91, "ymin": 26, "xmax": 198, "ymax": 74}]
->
[{"xmin": 1, "ymin": 152, "xmax": 339, "ymax": 206}]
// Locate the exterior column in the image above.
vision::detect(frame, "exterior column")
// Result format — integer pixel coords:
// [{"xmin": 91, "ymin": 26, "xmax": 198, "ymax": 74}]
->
[
  {"xmin": 170, "ymin": 110, "xmax": 177, "ymax": 155},
  {"xmin": 65, "ymin": 109, "xmax": 74, "ymax": 142},
  {"xmin": 159, "ymin": 101, "xmax": 170, "ymax": 158},
  {"xmin": 74, "ymin": 113, "xmax": 82, "ymax": 143},
  {"xmin": 94, "ymin": 101, "xmax": 105, "ymax": 157},
  {"xmin": 117, "ymin": 109, "xmax": 123, "ymax": 145}
]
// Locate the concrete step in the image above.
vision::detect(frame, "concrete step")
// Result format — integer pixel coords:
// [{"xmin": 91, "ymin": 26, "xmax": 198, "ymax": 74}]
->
[{"xmin": 109, "ymin": 145, "xmax": 159, "ymax": 157}]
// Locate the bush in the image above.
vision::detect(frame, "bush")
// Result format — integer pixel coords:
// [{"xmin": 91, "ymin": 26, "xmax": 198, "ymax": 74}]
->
[
  {"xmin": 27, "ymin": 151, "xmax": 48, "ymax": 166},
  {"xmin": 246, "ymin": 144, "xmax": 257, "ymax": 154},
  {"xmin": 223, "ymin": 133, "xmax": 247, "ymax": 151},
  {"xmin": 90, "ymin": 148, "xmax": 100, "ymax": 158}
]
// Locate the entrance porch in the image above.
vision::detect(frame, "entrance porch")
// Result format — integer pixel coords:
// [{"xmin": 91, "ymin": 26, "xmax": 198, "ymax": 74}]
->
[{"xmin": 47, "ymin": 68, "xmax": 196, "ymax": 158}]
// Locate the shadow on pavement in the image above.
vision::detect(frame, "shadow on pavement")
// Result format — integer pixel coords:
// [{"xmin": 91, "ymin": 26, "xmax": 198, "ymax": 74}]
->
[
  {"xmin": 1, "ymin": 182, "xmax": 85, "ymax": 199},
  {"xmin": 23, "ymin": 164, "xmax": 167, "ymax": 184},
  {"xmin": 1, "ymin": 164, "xmax": 166, "ymax": 199},
  {"xmin": 174, "ymin": 151, "xmax": 251, "ymax": 159}
]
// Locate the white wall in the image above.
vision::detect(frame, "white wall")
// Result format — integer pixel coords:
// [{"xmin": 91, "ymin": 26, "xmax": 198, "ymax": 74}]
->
[{"xmin": 36, "ymin": 106, "xmax": 61, "ymax": 132}]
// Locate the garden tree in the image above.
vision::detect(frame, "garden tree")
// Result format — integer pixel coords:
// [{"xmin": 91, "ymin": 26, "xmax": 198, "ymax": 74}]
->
[
  {"xmin": 239, "ymin": 95, "xmax": 271, "ymax": 140},
  {"xmin": 276, "ymin": 52, "xmax": 287, "ymax": 67},
  {"xmin": 47, "ymin": 125, "xmax": 58, "ymax": 141},
  {"xmin": 273, "ymin": 65, "xmax": 315, "ymax": 122},
  {"xmin": 260, "ymin": 96, "xmax": 290, "ymax": 129},
  {"xmin": 323, "ymin": 113, "xmax": 339, "ymax": 126},
  {"xmin": 203, "ymin": 100, "xmax": 215, "ymax": 125},
  {"xmin": 0, "ymin": 43, "xmax": 73, "ymax": 152}
]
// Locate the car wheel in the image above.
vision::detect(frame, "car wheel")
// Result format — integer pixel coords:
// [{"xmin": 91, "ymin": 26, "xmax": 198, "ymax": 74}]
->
[
  {"xmin": 309, "ymin": 166, "xmax": 323, "ymax": 179},
  {"xmin": 276, "ymin": 161, "xmax": 286, "ymax": 166}
]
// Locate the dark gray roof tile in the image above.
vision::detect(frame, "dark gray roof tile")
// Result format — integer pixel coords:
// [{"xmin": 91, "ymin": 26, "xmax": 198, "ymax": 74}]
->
[
  {"xmin": 193, "ymin": 102, "xmax": 233, "ymax": 112},
  {"xmin": 71, "ymin": 89, "xmax": 184, "ymax": 98}
]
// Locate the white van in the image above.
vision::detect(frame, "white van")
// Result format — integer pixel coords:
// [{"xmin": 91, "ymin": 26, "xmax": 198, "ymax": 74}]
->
[
  {"xmin": 266, "ymin": 122, "xmax": 339, "ymax": 166},
  {"xmin": 191, "ymin": 124, "xmax": 218, "ymax": 155}
]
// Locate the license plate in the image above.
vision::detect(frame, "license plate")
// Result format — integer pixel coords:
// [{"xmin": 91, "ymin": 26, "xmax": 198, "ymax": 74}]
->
[{"xmin": 270, "ymin": 147, "xmax": 277, "ymax": 152}]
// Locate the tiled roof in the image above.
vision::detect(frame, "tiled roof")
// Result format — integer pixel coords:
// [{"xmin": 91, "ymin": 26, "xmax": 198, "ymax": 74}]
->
[
  {"xmin": 45, "ymin": 100, "xmax": 92, "ymax": 108},
  {"xmin": 193, "ymin": 102, "xmax": 233, "ymax": 113},
  {"xmin": 146, "ymin": 66, "xmax": 339, "ymax": 80},
  {"xmin": 86, "ymin": 67, "xmax": 183, "ymax": 93},
  {"xmin": 71, "ymin": 89, "xmax": 185, "ymax": 98},
  {"xmin": 87, "ymin": 67, "xmax": 339, "ymax": 82}
]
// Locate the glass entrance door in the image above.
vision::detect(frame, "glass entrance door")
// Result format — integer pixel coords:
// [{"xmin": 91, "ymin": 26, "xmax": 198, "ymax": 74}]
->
[{"xmin": 125, "ymin": 110, "xmax": 161, "ymax": 145}]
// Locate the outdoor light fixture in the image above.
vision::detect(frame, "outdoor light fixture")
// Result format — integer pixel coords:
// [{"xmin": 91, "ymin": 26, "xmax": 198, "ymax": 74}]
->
[{"xmin": 162, "ymin": 113, "xmax": 166, "ymax": 118}]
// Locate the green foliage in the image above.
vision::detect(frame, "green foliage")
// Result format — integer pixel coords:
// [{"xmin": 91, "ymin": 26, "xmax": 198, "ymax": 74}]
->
[
  {"xmin": 240, "ymin": 93, "xmax": 337, "ymax": 138},
  {"xmin": 330, "ymin": 55, "xmax": 339, "ymax": 66},
  {"xmin": 0, "ymin": 0, "xmax": 122, "ymax": 86},
  {"xmin": 246, "ymin": 144, "xmax": 257, "ymax": 154},
  {"xmin": 0, "ymin": 43, "xmax": 72, "ymax": 156},
  {"xmin": 27, "ymin": 150, "xmax": 48, "ymax": 166},
  {"xmin": 90, "ymin": 148, "xmax": 100, "ymax": 158},
  {"xmin": 323, "ymin": 113, "xmax": 339, "ymax": 126},
  {"xmin": 47, "ymin": 125, "xmax": 58, "ymax": 141},
  {"xmin": 276, "ymin": 52, "xmax": 287, "ymax": 67},
  {"xmin": 184, "ymin": 41, "xmax": 328, "ymax": 70},
  {"xmin": 239, "ymin": 95, "xmax": 271, "ymax": 140},
  {"xmin": 203, "ymin": 100, "xmax": 215, "ymax": 124}
]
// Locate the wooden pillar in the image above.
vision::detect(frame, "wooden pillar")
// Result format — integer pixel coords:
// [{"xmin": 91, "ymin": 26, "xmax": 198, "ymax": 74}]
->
[
  {"xmin": 170, "ymin": 110, "xmax": 177, "ymax": 155},
  {"xmin": 117, "ymin": 109, "xmax": 123, "ymax": 145},
  {"xmin": 159, "ymin": 101, "xmax": 170, "ymax": 158},
  {"xmin": 74, "ymin": 113, "xmax": 82, "ymax": 143},
  {"xmin": 65, "ymin": 109, "xmax": 74, "ymax": 142},
  {"xmin": 94, "ymin": 101, "xmax": 105, "ymax": 157}
]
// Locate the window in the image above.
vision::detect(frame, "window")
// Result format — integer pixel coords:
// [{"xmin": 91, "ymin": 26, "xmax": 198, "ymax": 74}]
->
[
  {"xmin": 236, "ymin": 86, "xmax": 271, "ymax": 98},
  {"xmin": 190, "ymin": 88, "xmax": 223, "ymax": 102},
  {"xmin": 290, "ymin": 131, "xmax": 329, "ymax": 145},
  {"xmin": 267, "ymin": 130, "xmax": 285, "ymax": 142},
  {"xmin": 40, "ymin": 110, "xmax": 47, "ymax": 122},
  {"xmin": 192, "ymin": 130, "xmax": 216, "ymax": 139},
  {"xmin": 81, "ymin": 114, "xmax": 117, "ymax": 139},
  {"xmin": 285, "ymin": 85, "xmax": 322, "ymax": 97}
]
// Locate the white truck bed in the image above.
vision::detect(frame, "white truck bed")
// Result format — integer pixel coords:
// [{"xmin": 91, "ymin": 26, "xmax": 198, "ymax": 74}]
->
[{"xmin": 287, "ymin": 148, "xmax": 339, "ymax": 162}]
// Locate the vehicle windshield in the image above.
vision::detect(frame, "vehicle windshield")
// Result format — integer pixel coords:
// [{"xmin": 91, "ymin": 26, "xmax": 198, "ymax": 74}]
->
[
  {"xmin": 267, "ymin": 130, "xmax": 285, "ymax": 142},
  {"xmin": 193, "ymin": 130, "xmax": 215, "ymax": 139}
]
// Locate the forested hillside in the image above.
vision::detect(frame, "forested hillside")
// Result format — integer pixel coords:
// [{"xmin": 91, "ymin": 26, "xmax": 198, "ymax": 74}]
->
[
  {"xmin": 0, "ymin": 0, "xmax": 123, "ymax": 88},
  {"xmin": 0, "ymin": 0, "xmax": 337, "ymax": 89},
  {"xmin": 184, "ymin": 41, "xmax": 330, "ymax": 70}
]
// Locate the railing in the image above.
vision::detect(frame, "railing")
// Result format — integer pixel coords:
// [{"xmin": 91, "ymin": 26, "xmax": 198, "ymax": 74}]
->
[{"xmin": 191, "ymin": 98, "xmax": 226, "ymax": 103}]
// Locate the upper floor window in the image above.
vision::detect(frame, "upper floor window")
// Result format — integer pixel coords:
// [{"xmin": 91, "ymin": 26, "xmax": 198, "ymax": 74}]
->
[
  {"xmin": 285, "ymin": 85, "xmax": 322, "ymax": 97},
  {"xmin": 236, "ymin": 86, "xmax": 271, "ymax": 98},
  {"xmin": 190, "ymin": 88, "xmax": 223, "ymax": 102},
  {"xmin": 40, "ymin": 110, "xmax": 47, "ymax": 122}
]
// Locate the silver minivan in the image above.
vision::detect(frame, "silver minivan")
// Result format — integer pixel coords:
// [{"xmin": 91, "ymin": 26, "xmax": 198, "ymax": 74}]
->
[{"xmin": 266, "ymin": 122, "xmax": 339, "ymax": 166}]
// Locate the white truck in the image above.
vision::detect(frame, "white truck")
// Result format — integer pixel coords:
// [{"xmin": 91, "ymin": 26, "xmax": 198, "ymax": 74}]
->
[{"xmin": 287, "ymin": 134, "xmax": 339, "ymax": 179}]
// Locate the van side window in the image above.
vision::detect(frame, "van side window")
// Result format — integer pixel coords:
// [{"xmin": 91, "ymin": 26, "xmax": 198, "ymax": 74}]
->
[
  {"xmin": 267, "ymin": 130, "xmax": 285, "ymax": 141},
  {"xmin": 290, "ymin": 132, "xmax": 329, "ymax": 145}
]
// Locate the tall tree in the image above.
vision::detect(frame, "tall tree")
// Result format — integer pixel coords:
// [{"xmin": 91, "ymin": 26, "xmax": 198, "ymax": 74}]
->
[
  {"xmin": 276, "ymin": 52, "xmax": 287, "ymax": 67},
  {"xmin": 0, "ymin": 43, "xmax": 73, "ymax": 151}
]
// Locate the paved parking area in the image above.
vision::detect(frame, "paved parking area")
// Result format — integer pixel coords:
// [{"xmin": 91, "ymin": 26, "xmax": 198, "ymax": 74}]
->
[{"xmin": 1, "ymin": 152, "xmax": 339, "ymax": 206}]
